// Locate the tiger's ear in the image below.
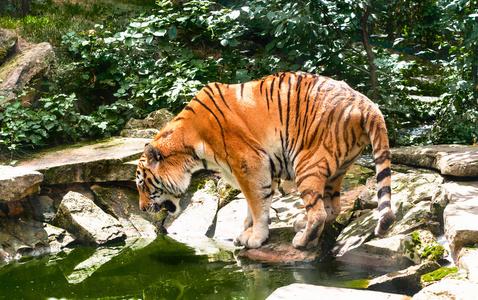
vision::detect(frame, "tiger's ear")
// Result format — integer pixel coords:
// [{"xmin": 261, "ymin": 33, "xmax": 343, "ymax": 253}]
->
[{"xmin": 144, "ymin": 144, "xmax": 163, "ymax": 169}]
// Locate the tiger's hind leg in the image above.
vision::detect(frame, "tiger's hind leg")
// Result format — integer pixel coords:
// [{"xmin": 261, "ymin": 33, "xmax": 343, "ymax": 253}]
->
[{"xmin": 324, "ymin": 174, "xmax": 345, "ymax": 226}]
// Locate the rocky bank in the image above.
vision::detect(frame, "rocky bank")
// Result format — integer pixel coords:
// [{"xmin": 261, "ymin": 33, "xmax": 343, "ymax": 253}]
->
[{"xmin": 1, "ymin": 113, "xmax": 478, "ymax": 298}]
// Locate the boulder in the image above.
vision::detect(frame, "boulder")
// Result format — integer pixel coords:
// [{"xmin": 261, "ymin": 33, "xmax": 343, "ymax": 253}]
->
[
  {"xmin": 0, "ymin": 166, "xmax": 43, "ymax": 202},
  {"xmin": 52, "ymin": 191, "xmax": 126, "ymax": 246},
  {"xmin": 16, "ymin": 137, "xmax": 150, "ymax": 184},
  {"xmin": 367, "ymin": 261, "xmax": 441, "ymax": 295},
  {"xmin": 443, "ymin": 181, "xmax": 478, "ymax": 252},
  {"xmin": 411, "ymin": 279, "xmax": 478, "ymax": 300},
  {"xmin": 391, "ymin": 145, "xmax": 478, "ymax": 177},
  {"xmin": 0, "ymin": 28, "xmax": 18, "ymax": 64},
  {"xmin": 0, "ymin": 42, "xmax": 54, "ymax": 106},
  {"xmin": 457, "ymin": 247, "xmax": 478, "ymax": 284},
  {"xmin": 90, "ymin": 184, "xmax": 162, "ymax": 238},
  {"xmin": 120, "ymin": 108, "xmax": 174, "ymax": 138},
  {"xmin": 266, "ymin": 283, "xmax": 410, "ymax": 300}
]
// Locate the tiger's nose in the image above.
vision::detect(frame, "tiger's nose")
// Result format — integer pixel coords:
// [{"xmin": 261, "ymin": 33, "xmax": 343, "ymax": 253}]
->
[{"xmin": 141, "ymin": 206, "xmax": 147, "ymax": 212}]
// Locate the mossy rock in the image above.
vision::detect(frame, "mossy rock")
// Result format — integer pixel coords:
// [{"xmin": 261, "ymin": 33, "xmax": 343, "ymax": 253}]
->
[
  {"xmin": 421, "ymin": 267, "xmax": 459, "ymax": 287},
  {"xmin": 401, "ymin": 229, "xmax": 447, "ymax": 264}
]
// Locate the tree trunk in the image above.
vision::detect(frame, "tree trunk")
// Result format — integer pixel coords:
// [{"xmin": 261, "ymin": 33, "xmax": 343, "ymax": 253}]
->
[
  {"xmin": 360, "ymin": 1, "xmax": 379, "ymax": 101},
  {"xmin": 22, "ymin": 0, "xmax": 29, "ymax": 16}
]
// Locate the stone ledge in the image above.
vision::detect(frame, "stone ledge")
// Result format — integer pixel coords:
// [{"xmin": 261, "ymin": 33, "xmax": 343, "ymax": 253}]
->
[
  {"xmin": 443, "ymin": 181, "xmax": 478, "ymax": 252},
  {"xmin": 391, "ymin": 145, "xmax": 478, "ymax": 177},
  {"xmin": 16, "ymin": 137, "xmax": 150, "ymax": 184}
]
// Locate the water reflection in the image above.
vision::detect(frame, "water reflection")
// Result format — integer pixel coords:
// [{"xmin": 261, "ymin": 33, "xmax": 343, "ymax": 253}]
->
[{"xmin": 0, "ymin": 235, "xmax": 384, "ymax": 300}]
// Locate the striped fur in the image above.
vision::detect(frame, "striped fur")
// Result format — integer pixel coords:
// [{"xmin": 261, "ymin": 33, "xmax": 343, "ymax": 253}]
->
[{"xmin": 136, "ymin": 72, "xmax": 396, "ymax": 249}]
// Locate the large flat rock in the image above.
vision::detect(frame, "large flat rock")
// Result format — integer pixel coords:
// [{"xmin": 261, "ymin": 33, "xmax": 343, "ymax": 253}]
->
[
  {"xmin": 0, "ymin": 166, "xmax": 43, "ymax": 202},
  {"xmin": 391, "ymin": 145, "xmax": 478, "ymax": 177},
  {"xmin": 443, "ymin": 181, "xmax": 478, "ymax": 252},
  {"xmin": 16, "ymin": 137, "xmax": 150, "ymax": 184},
  {"xmin": 266, "ymin": 283, "xmax": 410, "ymax": 300}
]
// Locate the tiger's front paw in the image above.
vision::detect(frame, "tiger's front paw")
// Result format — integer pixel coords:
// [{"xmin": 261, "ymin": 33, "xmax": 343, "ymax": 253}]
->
[
  {"xmin": 292, "ymin": 230, "xmax": 319, "ymax": 250},
  {"xmin": 233, "ymin": 227, "xmax": 268, "ymax": 249}
]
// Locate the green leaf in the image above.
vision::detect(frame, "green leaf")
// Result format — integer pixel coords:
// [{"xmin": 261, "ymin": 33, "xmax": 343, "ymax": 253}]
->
[{"xmin": 169, "ymin": 25, "xmax": 178, "ymax": 40}]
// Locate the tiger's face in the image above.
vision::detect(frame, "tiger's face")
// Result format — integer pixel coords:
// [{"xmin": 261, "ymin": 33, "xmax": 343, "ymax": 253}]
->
[{"xmin": 136, "ymin": 144, "xmax": 182, "ymax": 216}]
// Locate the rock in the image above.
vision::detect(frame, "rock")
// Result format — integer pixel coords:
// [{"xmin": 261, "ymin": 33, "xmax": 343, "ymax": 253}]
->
[
  {"xmin": 214, "ymin": 197, "xmax": 247, "ymax": 241},
  {"xmin": 52, "ymin": 191, "xmax": 126, "ymax": 246},
  {"xmin": 0, "ymin": 166, "xmax": 43, "ymax": 202},
  {"xmin": 166, "ymin": 187, "xmax": 219, "ymax": 237},
  {"xmin": 0, "ymin": 28, "xmax": 18, "ymax": 64},
  {"xmin": 420, "ymin": 267, "xmax": 461, "ymax": 287},
  {"xmin": 391, "ymin": 145, "xmax": 478, "ymax": 177},
  {"xmin": 120, "ymin": 108, "xmax": 174, "ymax": 138},
  {"xmin": 0, "ymin": 218, "xmax": 75, "ymax": 263},
  {"xmin": 400, "ymin": 230, "xmax": 447, "ymax": 264},
  {"xmin": 443, "ymin": 181, "xmax": 478, "ymax": 252},
  {"xmin": 457, "ymin": 247, "xmax": 478, "ymax": 284},
  {"xmin": 0, "ymin": 42, "xmax": 54, "ymax": 105},
  {"xmin": 411, "ymin": 279, "xmax": 478, "ymax": 300},
  {"xmin": 333, "ymin": 170, "xmax": 444, "ymax": 270},
  {"xmin": 269, "ymin": 192, "xmax": 305, "ymax": 229},
  {"xmin": 266, "ymin": 283, "xmax": 410, "ymax": 300},
  {"xmin": 367, "ymin": 261, "xmax": 441, "ymax": 295},
  {"xmin": 24, "ymin": 195, "xmax": 56, "ymax": 222},
  {"xmin": 43, "ymin": 223, "xmax": 76, "ymax": 253},
  {"xmin": 387, "ymin": 201, "xmax": 434, "ymax": 236},
  {"xmin": 16, "ymin": 137, "xmax": 150, "ymax": 184},
  {"xmin": 90, "ymin": 184, "xmax": 161, "ymax": 238},
  {"xmin": 237, "ymin": 226, "xmax": 337, "ymax": 263}
]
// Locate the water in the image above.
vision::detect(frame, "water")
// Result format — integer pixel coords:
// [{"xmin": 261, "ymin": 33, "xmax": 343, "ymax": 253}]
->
[
  {"xmin": 0, "ymin": 164, "xmax": 382, "ymax": 299},
  {"xmin": 0, "ymin": 236, "xmax": 384, "ymax": 300}
]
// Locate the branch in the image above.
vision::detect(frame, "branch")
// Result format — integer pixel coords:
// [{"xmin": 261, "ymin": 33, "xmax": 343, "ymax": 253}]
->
[{"xmin": 344, "ymin": 61, "xmax": 370, "ymax": 75}]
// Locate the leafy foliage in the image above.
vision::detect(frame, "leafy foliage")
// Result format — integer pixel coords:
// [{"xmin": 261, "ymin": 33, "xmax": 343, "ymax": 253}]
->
[{"xmin": 1, "ymin": 0, "xmax": 477, "ymax": 160}]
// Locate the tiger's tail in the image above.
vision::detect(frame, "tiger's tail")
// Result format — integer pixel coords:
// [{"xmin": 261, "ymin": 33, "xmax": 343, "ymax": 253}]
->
[{"xmin": 364, "ymin": 105, "xmax": 396, "ymax": 236}]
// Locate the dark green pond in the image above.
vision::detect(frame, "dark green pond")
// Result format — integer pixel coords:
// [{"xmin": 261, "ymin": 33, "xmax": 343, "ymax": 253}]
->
[{"xmin": 0, "ymin": 235, "xmax": 384, "ymax": 300}]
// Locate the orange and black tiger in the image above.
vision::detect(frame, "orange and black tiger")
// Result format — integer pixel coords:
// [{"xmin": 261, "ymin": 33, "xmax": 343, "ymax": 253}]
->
[{"xmin": 136, "ymin": 72, "xmax": 396, "ymax": 249}]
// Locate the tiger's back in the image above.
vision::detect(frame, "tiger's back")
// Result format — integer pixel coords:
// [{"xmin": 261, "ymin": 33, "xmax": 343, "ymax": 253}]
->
[{"xmin": 137, "ymin": 72, "xmax": 395, "ymax": 249}]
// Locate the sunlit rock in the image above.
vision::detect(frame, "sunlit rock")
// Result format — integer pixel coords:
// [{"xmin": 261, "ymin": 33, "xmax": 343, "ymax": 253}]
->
[
  {"xmin": 52, "ymin": 191, "xmax": 126, "ymax": 246},
  {"xmin": 167, "ymin": 187, "xmax": 219, "ymax": 237},
  {"xmin": 443, "ymin": 181, "xmax": 478, "ymax": 252},
  {"xmin": 457, "ymin": 247, "xmax": 478, "ymax": 284},
  {"xmin": 411, "ymin": 279, "xmax": 478, "ymax": 300},
  {"xmin": 267, "ymin": 283, "xmax": 410, "ymax": 300},
  {"xmin": 391, "ymin": 145, "xmax": 478, "ymax": 177},
  {"xmin": 0, "ymin": 166, "xmax": 43, "ymax": 202}
]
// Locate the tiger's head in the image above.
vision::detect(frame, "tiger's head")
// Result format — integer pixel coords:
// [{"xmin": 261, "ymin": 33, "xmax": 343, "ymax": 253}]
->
[{"xmin": 136, "ymin": 143, "xmax": 187, "ymax": 216}]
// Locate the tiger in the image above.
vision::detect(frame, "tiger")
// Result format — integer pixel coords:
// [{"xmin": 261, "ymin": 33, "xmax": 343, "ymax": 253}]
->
[{"xmin": 135, "ymin": 72, "xmax": 396, "ymax": 249}]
